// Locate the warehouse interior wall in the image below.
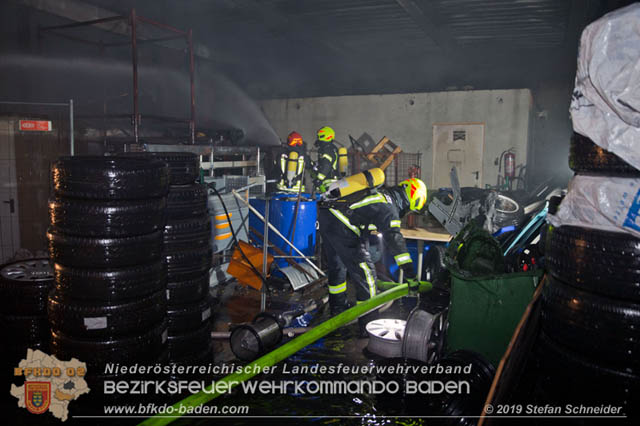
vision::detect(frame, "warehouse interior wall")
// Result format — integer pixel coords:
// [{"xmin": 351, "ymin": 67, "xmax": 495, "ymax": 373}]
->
[
  {"xmin": 529, "ymin": 83, "xmax": 575, "ymax": 183},
  {"xmin": 0, "ymin": 0, "xmax": 603, "ymax": 186},
  {"xmin": 260, "ymin": 89, "xmax": 538, "ymax": 188}
]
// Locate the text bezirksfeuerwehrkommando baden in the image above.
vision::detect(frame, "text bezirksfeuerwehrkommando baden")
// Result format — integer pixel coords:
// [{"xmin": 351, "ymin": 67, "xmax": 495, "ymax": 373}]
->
[{"xmin": 103, "ymin": 363, "xmax": 474, "ymax": 396}]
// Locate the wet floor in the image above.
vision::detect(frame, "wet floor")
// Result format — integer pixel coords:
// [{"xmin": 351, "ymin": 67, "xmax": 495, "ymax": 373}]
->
[
  {"xmin": 203, "ymin": 279, "xmax": 455, "ymax": 425},
  {"xmin": 1, "ymin": 280, "xmax": 455, "ymax": 425}
]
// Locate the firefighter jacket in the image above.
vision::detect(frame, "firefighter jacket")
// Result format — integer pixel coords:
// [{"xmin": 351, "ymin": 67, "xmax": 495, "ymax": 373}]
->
[
  {"xmin": 315, "ymin": 142, "xmax": 339, "ymax": 190},
  {"xmin": 325, "ymin": 186, "xmax": 415, "ymax": 277}
]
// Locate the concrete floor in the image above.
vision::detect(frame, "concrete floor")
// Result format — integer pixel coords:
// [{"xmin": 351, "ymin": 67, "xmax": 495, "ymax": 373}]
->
[
  {"xmin": 210, "ymin": 277, "xmax": 370, "ymax": 363},
  {"xmin": 2, "ymin": 275, "xmax": 450, "ymax": 424},
  {"xmin": 210, "ymin": 276, "xmax": 450, "ymax": 364}
]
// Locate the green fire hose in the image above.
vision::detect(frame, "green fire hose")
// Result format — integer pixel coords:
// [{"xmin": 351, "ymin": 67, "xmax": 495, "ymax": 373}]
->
[{"xmin": 139, "ymin": 280, "xmax": 431, "ymax": 426}]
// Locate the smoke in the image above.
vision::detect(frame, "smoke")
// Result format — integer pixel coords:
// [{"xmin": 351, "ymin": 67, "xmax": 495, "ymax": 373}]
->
[
  {"xmin": 198, "ymin": 68, "xmax": 280, "ymax": 146},
  {"xmin": 0, "ymin": 53, "xmax": 280, "ymax": 145}
]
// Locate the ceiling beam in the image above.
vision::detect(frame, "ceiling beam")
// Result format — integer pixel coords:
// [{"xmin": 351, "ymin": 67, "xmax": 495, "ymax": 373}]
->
[
  {"xmin": 564, "ymin": 0, "xmax": 590, "ymax": 48},
  {"xmin": 11, "ymin": 0, "xmax": 239, "ymax": 63},
  {"xmin": 394, "ymin": 0, "xmax": 456, "ymax": 50},
  {"xmin": 224, "ymin": 0, "xmax": 351, "ymax": 58}
]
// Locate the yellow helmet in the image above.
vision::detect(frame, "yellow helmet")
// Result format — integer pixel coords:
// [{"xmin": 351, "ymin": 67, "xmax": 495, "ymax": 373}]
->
[
  {"xmin": 317, "ymin": 126, "xmax": 335, "ymax": 142},
  {"xmin": 399, "ymin": 178, "xmax": 427, "ymax": 212}
]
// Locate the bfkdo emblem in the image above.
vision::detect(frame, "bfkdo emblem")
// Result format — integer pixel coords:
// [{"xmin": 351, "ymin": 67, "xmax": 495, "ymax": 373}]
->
[{"xmin": 25, "ymin": 382, "xmax": 51, "ymax": 414}]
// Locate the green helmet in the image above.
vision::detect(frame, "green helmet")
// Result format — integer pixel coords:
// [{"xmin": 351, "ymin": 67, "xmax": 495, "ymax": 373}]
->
[{"xmin": 316, "ymin": 126, "xmax": 335, "ymax": 142}]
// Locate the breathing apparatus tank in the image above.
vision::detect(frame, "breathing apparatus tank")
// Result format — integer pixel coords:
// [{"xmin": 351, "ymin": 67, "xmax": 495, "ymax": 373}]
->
[
  {"xmin": 338, "ymin": 147, "xmax": 349, "ymax": 177},
  {"xmin": 286, "ymin": 150, "xmax": 299, "ymax": 187},
  {"xmin": 323, "ymin": 168, "xmax": 385, "ymax": 199}
]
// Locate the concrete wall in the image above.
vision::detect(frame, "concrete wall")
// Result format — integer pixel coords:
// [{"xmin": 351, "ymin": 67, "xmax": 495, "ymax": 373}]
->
[
  {"xmin": 260, "ymin": 89, "xmax": 532, "ymax": 188},
  {"xmin": 530, "ymin": 83, "xmax": 574, "ymax": 183}
]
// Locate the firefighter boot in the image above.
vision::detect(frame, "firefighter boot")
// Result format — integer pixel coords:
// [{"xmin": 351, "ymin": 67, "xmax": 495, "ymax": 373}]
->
[{"xmin": 329, "ymin": 293, "xmax": 350, "ymax": 316}]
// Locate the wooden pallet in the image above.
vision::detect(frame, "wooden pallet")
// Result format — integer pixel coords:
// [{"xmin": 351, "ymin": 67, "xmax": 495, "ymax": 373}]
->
[{"xmin": 365, "ymin": 136, "xmax": 403, "ymax": 170}]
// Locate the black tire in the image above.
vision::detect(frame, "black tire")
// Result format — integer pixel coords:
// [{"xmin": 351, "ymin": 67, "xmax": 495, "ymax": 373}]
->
[
  {"xmin": 569, "ymin": 132, "xmax": 640, "ymax": 176},
  {"xmin": 167, "ymin": 272, "xmax": 209, "ymax": 306},
  {"xmin": 49, "ymin": 197, "xmax": 166, "ymax": 237},
  {"xmin": 547, "ymin": 225, "xmax": 640, "ymax": 302},
  {"xmin": 423, "ymin": 244, "xmax": 449, "ymax": 286},
  {"xmin": 167, "ymin": 295, "xmax": 213, "ymax": 334},
  {"xmin": 81, "ymin": 352, "xmax": 171, "ymax": 407},
  {"xmin": 167, "ymin": 264, "xmax": 211, "ymax": 283},
  {"xmin": 124, "ymin": 152, "xmax": 199, "ymax": 185},
  {"xmin": 80, "ymin": 376, "xmax": 145, "ymax": 407},
  {"xmin": 167, "ymin": 184, "xmax": 208, "ymax": 220},
  {"xmin": 184, "ymin": 342, "xmax": 214, "ymax": 365},
  {"xmin": 0, "ymin": 314, "xmax": 49, "ymax": 345},
  {"xmin": 52, "ymin": 156, "xmax": 169, "ymax": 200},
  {"xmin": 167, "ymin": 343, "xmax": 213, "ymax": 373},
  {"xmin": 3, "ymin": 341, "xmax": 50, "ymax": 374},
  {"xmin": 434, "ymin": 351, "xmax": 495, "ymax": 419},
  {"xmin": 165, "ymin": 246, "xmax": 212, "ymax": 275},
  {"xmin": 167, "ymin": 322, "xmax": 212, "ymax": 360},
  {"xmin": 0, "ymin": 258, "xmax": 53, "ymax": 315},
  {"xmin": 54, "ymin": 261, "xmax": 165, "ymax": 302},
  {"xmin": 47, "ymin": 228, "xmax": 163, "ymax": 268},
  {"xmin": 535, "ymin": 331, "xmax": 639, "ymax": 414},
  {"xmin": 541, "ymin": 277, "xmax": 640, "ymax": 373},
  {"xmin": 50, "ymin": 320, "xmax": 167, "ymax": 369},
  {"xmin": 164, "ymin": 216, "xmax": 211, "ymax": 252},
  {"xmin": 48, "ymin": 290, "xmax": 166, "ymax": 338}
]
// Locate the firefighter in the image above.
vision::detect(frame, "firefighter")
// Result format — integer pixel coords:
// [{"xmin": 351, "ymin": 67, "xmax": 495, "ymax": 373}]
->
[
  {"xmin": 318, "ymin": 177, "xmax": 428, "ymax": 329},
  {"xmin": 313, "ymin": 126, "xmax": 339, "ymax": 192},
  {"xmin": 277, "ymin": 131, "xmax": 306, "ymax": 193}
]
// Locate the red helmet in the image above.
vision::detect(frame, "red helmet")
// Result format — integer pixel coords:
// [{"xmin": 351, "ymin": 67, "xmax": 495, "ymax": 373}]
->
[{"xmin": 287, "ymin": 131, "xmax": 303, "ymax": 147}]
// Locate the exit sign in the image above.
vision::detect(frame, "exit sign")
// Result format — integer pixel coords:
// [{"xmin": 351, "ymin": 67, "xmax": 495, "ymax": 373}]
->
[{"xmin": 19, "ymin": 120, "xmax": 52, "ymax": 132}]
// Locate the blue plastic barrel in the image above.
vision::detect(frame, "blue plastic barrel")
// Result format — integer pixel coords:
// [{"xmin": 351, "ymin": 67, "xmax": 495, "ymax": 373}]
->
[
  {"xmin": 383, "ymin": 240, "xmax": 430, "ymax": 280},
  {"xmin": 249, "ymin": 194, "xmax": 317, "ymax": 269}
]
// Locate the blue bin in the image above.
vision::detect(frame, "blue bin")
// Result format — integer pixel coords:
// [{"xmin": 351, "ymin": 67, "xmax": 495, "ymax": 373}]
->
[
  {"xmin": 249, "ymin": 194, "xmax": 317, "ymax": 269},
  {"xmin": 383, "ymin": 240, "xmax": 431, "ymax": 281}
]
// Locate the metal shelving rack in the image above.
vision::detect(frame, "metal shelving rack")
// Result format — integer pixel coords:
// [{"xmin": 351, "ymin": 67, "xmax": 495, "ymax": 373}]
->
[{"xmin": 39, "ymin": 8, "xmax": 196, "ymax": 144}]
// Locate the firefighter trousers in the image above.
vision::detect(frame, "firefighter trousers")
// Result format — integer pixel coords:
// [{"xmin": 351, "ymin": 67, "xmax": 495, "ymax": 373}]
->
[{"xmin": 318, "ymin": 208, "xmax": 377, "ymax": 303}]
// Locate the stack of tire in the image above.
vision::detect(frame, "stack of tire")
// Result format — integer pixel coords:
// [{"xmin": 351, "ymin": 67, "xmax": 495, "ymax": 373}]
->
[
  {"xmin": 425, "ymin": 351, "xmax": 495, "ymax": 425},
  {"xmin": 0, "ymin": 258, "xmax": 54, "ymax": 367},
  {"xmin": 536, "ymin": 133, "xmax": 640, "ymax": 418},
  {"xmin": 375, "ymin": 351, "xmax": 495, "ymax": 423},
  {"xmin": 47, "ymin": 156, "xmax": 170, "ymax": 384},
  {"xmin": 134, "ymin": 152, "xmax": 214, "ymax": 366}
]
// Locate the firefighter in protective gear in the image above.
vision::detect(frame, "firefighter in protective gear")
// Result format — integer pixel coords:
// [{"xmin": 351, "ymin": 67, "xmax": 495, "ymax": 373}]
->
[
  {"xmin": 313, "ymin": 126, "xmax": 339, "ymax": 192},
  {"xmin": 318, "ymin": 177, "xmax": 428, "ymax": 321},
  {"xmin": 277, "ymin": 131, "xmax": 306, "ymax": 193}
]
